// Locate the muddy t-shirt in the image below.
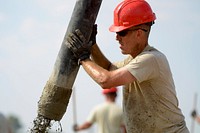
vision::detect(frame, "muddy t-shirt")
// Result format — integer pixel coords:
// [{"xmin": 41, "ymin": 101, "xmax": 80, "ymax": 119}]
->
[{"xmin": 112, "ymin": 45, "xmax": 189, "ymax": 133}]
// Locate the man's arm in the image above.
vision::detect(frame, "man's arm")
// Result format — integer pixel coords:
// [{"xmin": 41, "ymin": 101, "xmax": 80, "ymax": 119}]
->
[
  {"xmin": 80, "ymin": 59, "xmax": 136, "ymax": 89},
  {"xmin": 74, "ymin": 122, "xmax": 92, "ymax": 131},
  {"xmin": 80, "ymin": 43, "xmax": 136, "ymax": 88},
  {"xmin": 91, "ymin": 44, "xmax": 111, "ymax": 70}
]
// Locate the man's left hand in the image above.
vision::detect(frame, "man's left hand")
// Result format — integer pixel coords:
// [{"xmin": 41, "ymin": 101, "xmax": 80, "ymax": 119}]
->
[{"xmin": 66, "ymin": 29, "xmax": 92, "ymax": 62}]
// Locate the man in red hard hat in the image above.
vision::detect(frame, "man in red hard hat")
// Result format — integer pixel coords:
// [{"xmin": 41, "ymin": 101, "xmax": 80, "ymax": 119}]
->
[
  {"xmin": 67, "ymin": 0, "xmax": 189, "ymax": 132},
  {"xmin": 73, "ymin": 87, "xmax": 126, "ymax": 133}
]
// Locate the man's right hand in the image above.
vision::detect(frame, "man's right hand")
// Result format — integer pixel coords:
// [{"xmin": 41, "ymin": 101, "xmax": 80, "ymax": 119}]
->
[
  {"xmin": 73, "ymin": 124, "xmax": 79, "ymax": 131},
  {"xmin": 191, "ymin": 110, "xmax": 197, "ymax": 118}
]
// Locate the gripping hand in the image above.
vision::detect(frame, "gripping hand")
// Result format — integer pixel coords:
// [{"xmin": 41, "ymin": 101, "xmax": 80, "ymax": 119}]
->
[
  {"xmin": 67, "ymin": 29, "xmax": 92, "ymax": 62},
  {"xmin": 73, "ymin": 124, "xmax": 78, "ymax": 131},
  {"xmin": 191, "ymin": 110, "xmax": 197, "ymax": 118}
]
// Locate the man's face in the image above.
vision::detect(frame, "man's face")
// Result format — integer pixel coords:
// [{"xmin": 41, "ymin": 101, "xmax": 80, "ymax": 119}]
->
[{"xmin": 115, "ymin": 28, "xmax": 148, "ymax": 57}]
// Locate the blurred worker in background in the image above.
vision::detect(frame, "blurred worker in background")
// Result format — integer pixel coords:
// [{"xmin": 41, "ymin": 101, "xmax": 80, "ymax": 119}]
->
[
  {"xmin": 191, "ymin": 110, "xmax": 200, "ymax": 124},
  {"xmin": 73, "ymin": 87, "xmax": 126, "ymax": 133},
  {"xmin": 67, "ymin": 0, "xmax": 189, "ymax": 132},
  {"xmin": 0, "ymin": 112, "xmax": 12, "ymax": 133}
]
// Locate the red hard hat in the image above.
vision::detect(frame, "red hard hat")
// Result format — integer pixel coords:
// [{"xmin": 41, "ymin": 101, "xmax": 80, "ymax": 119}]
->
[
  {"xmin": 102, "ymin": 87, "xmax": 118, "ymax": 94},
  {"xmin": 109, "ymin": 0, "xmax": 156, "ymax": 32}
]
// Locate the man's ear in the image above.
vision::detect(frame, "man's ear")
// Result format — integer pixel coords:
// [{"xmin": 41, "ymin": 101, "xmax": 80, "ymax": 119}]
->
[{"xmin": 136, "ymin": 29, "xmax": 142, "ymax": 38}]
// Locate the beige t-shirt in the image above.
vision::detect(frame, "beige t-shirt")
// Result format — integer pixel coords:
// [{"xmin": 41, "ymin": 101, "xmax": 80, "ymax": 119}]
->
[
  {"xmin": 86, "ymin": 102, "xmax": 124, "ymax": 133},
  {"xmin": 112, "ymin": 45, "xmax": 189, "ymax": 133}
]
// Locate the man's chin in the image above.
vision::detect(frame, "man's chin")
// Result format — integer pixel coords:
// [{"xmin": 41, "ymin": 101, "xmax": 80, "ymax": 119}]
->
[{"xmin": 121, "ymin": 51, "xmax": 128, "ymax": 55}]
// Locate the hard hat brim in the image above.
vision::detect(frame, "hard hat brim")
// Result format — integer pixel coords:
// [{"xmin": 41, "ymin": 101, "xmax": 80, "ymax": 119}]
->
[{"xmin": 109, "ymin": 25, "xmax": 131, "ymax": 32}]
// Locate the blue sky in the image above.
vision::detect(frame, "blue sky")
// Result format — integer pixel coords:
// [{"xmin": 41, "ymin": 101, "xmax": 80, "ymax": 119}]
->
[{"xmin": 0, "ymin": 0, "xmax": 200, "ymax": 132}]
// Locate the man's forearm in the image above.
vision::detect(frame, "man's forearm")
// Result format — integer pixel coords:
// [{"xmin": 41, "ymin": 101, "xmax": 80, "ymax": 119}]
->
[
  {"xmin": 80, "ymin": 59, "xmax": 112, "ymax": 88},
  {"xmin": 91, "ymin": 44, "xmax": 111, "ymax": 69},
  {"xmin": 75, "ymin": 122, "xmax": 92, "ymax": 131}
]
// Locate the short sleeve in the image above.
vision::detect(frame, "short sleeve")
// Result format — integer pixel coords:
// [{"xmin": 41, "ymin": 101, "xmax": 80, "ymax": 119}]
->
[
  {"xmin": 125, "ymin": 53, "xmax": 159, "ymax": 83},
  {"xmin": 86, "ymin": 107, "xmax": 97, "ymax": 123}
]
